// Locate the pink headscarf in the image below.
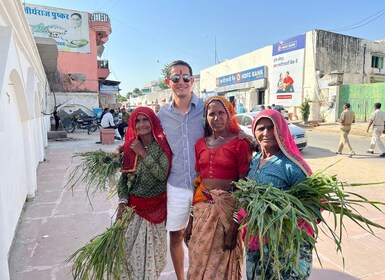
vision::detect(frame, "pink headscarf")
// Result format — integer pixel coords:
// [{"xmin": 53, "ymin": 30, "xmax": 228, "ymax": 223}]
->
[
  {"xmin": 122, "ymin": 106, "xmax": 172, "ymax": 175},
  {"xmin": 239, "ymin": 109, "xmax": 313, "ymax": 249},
  {"xmin": 252, "ymin": 109, "xmax": 312, "ymax": 175}
]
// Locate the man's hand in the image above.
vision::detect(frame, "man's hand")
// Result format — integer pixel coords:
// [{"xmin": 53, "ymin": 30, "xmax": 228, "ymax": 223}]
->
[{"xmin": 184, "ymin": 216, "xmax": 193, "ymax": 247}]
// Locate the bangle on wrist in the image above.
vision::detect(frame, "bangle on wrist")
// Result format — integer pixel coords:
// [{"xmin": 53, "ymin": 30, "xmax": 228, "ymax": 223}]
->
[
  {"xmin": 118, "ymin": 198, "xmax": 128, "ymax": 205},
  {"xmin": 232, "ymin": 211, "xmax": 239, "ymax": 224}
]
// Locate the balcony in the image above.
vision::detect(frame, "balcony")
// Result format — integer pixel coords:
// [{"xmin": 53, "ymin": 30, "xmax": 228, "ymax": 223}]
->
[
  {"xmin": 97, "ymin": 59, "xmax": 110, "ymax": 80},
  {"xmin": 90, "ymin": 13, "xmax": 112, "ymax": 46}
]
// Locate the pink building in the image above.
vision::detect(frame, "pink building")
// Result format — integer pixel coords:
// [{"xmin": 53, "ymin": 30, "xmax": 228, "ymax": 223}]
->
[{"xmin": 23, "ymin": 3, "xmax": 115, "ymax": 115}]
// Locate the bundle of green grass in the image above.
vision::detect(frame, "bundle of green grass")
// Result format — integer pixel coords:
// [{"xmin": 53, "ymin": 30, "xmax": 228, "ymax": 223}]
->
[
  {"xmin": 66, "ymin": 149, "xmax": 121, "ymax": 195},
  {"xmin": 65, "ymin": 150, "xmax": 131, "ymax": 279},
  {"xmin": 233, "ymin": 166, "xmax": 385, "ymax": 279},
  {"xmin": 64, "ymin": 208, "xmax": 134, "ymax": 280}
]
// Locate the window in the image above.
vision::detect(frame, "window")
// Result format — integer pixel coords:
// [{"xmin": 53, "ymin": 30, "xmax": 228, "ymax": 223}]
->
[{"xmin": 371, "ymin": 55, "xmax": 384, "ymax": 69}]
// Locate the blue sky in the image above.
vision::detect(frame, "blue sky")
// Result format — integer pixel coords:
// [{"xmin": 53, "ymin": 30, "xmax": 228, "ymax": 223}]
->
[{"xmin": 23, "ymin": 0, "xmax": 385, "ymax": 95}]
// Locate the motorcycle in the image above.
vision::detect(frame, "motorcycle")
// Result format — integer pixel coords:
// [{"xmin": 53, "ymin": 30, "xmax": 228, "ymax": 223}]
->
[{"xmin": 63, "ymin": 115, "xmax": 98, "ymax": 135}]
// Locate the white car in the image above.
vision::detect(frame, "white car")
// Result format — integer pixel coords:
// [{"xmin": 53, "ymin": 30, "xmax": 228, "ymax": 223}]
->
[
  {"xmin": 250, "ymin": 105, "xmax": 289, "ymax": 120},
  {"xmin": 237, "ymin": 112, "xmax": 307, "ymax": 150}
]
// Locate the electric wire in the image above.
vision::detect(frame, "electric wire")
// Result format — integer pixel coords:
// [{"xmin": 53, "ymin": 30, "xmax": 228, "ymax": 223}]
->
[{"xmin": 332, "ymin": 8, "xmax": 385, "ymax": 32}]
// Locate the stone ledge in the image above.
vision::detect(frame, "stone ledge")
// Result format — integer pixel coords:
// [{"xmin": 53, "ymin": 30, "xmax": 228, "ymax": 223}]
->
[{"xmin": 47, "ymin": 131, "xmax": 67, "ymax": 140}]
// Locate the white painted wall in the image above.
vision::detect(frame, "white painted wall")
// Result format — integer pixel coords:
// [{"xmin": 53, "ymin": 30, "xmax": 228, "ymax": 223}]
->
[{"xmin": 0, "ymin": 1, "xmax": 49, "ymax": 279}]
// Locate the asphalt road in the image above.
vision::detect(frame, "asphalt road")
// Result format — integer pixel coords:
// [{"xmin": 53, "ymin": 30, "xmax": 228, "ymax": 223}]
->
[{"xmin": 303, "ymin": 129, "xmax": 385, "ymax": 183}]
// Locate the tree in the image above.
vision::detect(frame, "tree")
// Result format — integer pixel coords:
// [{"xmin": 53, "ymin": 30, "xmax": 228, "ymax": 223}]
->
[
  {"xmin": 158, "ymin": 63, "xmax": 170, "ymax": 90},
  {"xmin": 125, "ymin": 92, "xmax": 133, "ymax": 99},
  {"xmin": 133, "ymin": 88, "xmax": 142, "ymax": 96},
  {"xmin": 116, "ymin": 93, "xmax": 127, "ymax": 102},
  {"xmin": 300, "ymin": 98, "xmax": 310, "ymax": 123}
]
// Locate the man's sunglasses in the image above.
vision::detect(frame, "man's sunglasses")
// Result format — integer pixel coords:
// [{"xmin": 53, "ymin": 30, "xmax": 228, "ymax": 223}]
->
[{"xmin": 169, "ymin": 74, "xmax": 193, "ymax": 83}]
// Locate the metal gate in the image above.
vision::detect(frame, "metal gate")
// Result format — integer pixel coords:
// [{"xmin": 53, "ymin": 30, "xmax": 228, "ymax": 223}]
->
[{"xmin": 339, "ymin": 83, "xmax": 385, "ymax": 121}]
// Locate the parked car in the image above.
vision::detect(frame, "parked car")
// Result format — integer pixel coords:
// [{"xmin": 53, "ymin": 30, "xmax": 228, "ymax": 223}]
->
[
  {"xmin": 236, "ymin": 112, "xmax": 307, "ymax": 150},
  {"xmin": 250, "ymin": 105, "xmax": 289, "ymax": 120}
]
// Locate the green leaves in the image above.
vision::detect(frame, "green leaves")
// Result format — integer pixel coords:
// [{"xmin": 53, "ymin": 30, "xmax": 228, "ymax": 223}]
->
[
  {"xmin": 64, "ymin": 208, "xmax": 134, "ymax": 280},
  {"xmin": 66, "ymin": 149, "xmax": 122, "ymax": 196},
  {"xmin": 234, "ymin": 172, "xmax": 385, "ymax": 279}
]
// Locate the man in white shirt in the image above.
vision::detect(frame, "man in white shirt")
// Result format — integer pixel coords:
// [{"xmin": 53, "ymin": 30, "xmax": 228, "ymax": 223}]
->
[
  {"xmin": 366, "ymin": 102, "xmax": 385, "ymax": 157},
  {"xmin": 101, "ymin": 109, "xmax": 121, "ymax": 140}
]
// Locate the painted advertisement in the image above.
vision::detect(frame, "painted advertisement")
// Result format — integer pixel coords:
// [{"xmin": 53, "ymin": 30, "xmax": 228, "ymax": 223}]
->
[
  {"xmin": 24, "ymin": 4, "xmax": 90, "ymax": 53},
  {"xmin": 270, "ymin": 34, "xmax": 305, "ymax": 106}
]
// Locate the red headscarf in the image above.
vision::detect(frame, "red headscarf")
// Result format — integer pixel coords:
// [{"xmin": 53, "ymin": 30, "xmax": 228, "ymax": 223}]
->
[
  {"xmin": 252, "ymin": 109, "xmax": 312, "ymax": 175},
  {"xmin": 122, "ymin": 106, "xmax": 172, "ymax": 175},
  {"xmin": 203, "ymin": 96, "xmax": 241, "ymax": 136}
]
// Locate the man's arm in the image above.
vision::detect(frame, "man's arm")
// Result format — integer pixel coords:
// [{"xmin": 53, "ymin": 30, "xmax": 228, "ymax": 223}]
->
[
  {"xmin": 367, "ymin": 119, "xmax": 374, "ymax": 132},
  {"xmin": 337, "ymin": 112, "xmax": 344, "ymax": 123},
  {"xmin": 108, "ymin": 114, "xmax": 115, "ymax": 126}
]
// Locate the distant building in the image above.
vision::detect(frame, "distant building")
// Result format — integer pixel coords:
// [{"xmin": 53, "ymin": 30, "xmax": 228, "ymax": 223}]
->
[
  {"xmin": 23, "ymin": 3, "xmax": 117, "ymax": 116},
  {"xmin": 142, "ymin": 80, "xmax": 162, "ymax": 94},
  {"xmin": 200, "ymin": 30, "xmax": 385, "ymax": 122},
  {"xmin": 130, "ymin": 75, "xmax": 201, "ymax": 107}
]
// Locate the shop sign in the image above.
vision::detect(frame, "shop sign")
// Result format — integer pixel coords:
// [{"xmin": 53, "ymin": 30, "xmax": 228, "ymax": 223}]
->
[{"xmin": 216, "ymin": 66, "xmax": 266, "ymax": 87}]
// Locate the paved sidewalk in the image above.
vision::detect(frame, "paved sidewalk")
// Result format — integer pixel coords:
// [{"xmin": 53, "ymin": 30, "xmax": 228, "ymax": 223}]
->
[{"xmin": 8, "ymin": 128, "xmax": 385, "ymax": 280}]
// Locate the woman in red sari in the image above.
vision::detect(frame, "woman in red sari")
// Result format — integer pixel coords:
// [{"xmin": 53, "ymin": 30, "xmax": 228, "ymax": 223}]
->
[
  {"xmin": 116, "ymin": 106, "xmax": 172, "ymax": 279},
  {"xmin": 185, "ymin": 96, "xmax": 252, "ymax": 279}
]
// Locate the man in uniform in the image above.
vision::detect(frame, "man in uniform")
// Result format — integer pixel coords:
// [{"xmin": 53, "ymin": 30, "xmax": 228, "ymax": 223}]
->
[
  {"xmin": 336, "ymin": 103, "xmax": 356, "ymax": 157},
  {"xmin": 366, "ymin": 102, "xmax": 385, "ymax": 157}
]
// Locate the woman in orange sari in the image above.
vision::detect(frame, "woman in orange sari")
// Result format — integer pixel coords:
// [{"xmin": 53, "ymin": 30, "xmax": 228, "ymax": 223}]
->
[{"xmin": 185, "ymin": 96, "xmax": 252, "ymax": 279}]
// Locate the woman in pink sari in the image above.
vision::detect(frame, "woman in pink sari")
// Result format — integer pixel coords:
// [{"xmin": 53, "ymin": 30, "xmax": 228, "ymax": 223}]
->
[{"xmin": 242, "ymin": 109, "xmax": 313, "ymax": 279}]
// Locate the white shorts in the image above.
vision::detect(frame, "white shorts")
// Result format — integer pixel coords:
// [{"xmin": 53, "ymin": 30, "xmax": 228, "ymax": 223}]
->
[{"xmin": 166, "ymin": 183, "xmax": 194, "ymax": 231}]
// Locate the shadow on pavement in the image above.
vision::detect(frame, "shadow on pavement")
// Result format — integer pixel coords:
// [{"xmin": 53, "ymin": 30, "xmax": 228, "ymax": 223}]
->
[
  {"xmin": 301, "ymin": 146, "xmax": 335, "ymax": 159},
  {"xmin": 310, "ymin": 268, "xmax": 357, "ymax": 280}
]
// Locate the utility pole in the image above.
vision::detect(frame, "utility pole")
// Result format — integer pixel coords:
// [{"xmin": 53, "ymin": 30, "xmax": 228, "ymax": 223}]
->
[{"xmin": 214, "ymin": 35, "xmax": 219, "ymax": 64}]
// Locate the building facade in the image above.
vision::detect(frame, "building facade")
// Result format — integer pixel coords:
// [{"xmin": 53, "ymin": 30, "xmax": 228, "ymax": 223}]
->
[
  {"xmin": 23, "ymin": 3, "xmax": 114, "ymax": 118},
  {"xmin": 0, "ymin": 1, "xmax": 50, "ymax": 278},
  {"xmin": 200, "ymin": 30, "xmax": 385, "ymax": 122}
]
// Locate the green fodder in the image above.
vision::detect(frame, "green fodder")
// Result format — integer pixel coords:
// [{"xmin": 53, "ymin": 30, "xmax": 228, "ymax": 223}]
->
[
  {"xmin": 66, "ymin": 149, "xmax": 122, "ymax": 195},
  {"xmin": 64, "ymin": 208, "xmax": 134, "ymax": 280},
  {"xmin": 233, "ymin": 170, "xmax": 385, "ymax": 279}
]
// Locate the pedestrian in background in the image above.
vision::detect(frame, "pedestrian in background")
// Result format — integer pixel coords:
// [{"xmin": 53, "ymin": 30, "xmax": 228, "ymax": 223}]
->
[
  {"xmin": 154, "ymin": 104, "xmax": 161, "ymax": 114},
  {"xmin": 336, "ymin": 103, "xmax": 355, "ymax": 157},
  {"xmin": 101, "ymin": 108, "xmax": 122, "ymax": 140},
  {"xmin": 53, "ymin": 106, "xmax": 60, "ymax": 130},
  {"xmin": 118, "ymin": 107, "xmax": 130, "ymax": 138},
  {"xmin": 366, "ymin": 102, "xmax": 385, "ymax": 157}
]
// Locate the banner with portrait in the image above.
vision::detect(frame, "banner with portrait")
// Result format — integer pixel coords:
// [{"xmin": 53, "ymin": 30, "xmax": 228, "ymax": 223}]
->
[
  {"xmin": 24, "ymin": 4, "xmax": 90, "ymax": 53},
  {"xmin": 270, "ymin": 34, "xmax": 306, "ymax": 106}
]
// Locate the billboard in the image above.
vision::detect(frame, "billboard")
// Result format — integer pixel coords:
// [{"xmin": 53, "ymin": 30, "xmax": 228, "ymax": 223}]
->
[
  {"xmin": 24, "ymin": 4, "xmax": 90, "ymax": 53},
  {"xmin": 216, "ymin": 66, "xmax": 266, "ymax": 87},
  {"xmin": 100, "ymin": 85, "xmax": 119, "ymax": 94},
  {"xmin": 270, "ymin": 34, "xmax": 306, "ymax": 106}
]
